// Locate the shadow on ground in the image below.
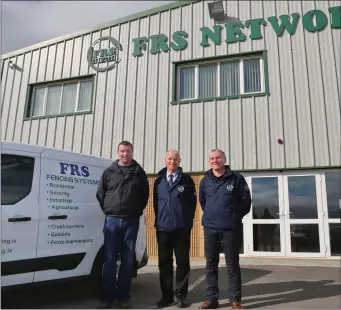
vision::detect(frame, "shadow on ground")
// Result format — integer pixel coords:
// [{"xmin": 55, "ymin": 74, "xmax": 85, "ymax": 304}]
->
[{"xmin": 1, "ymin": 267, "xmax": 341, "ymax": 309}]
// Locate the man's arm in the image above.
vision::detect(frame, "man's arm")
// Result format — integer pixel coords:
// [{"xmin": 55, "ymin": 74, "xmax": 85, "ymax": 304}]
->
[
  {"xmin": 238, "ymin": 175, "xmax": 252, "ymax": 217},
  {"xmin": 140, "ymin": 171, "xmax": 150, "ymax": 210},
  {"xmin": 153, "ymin": 178, "xmax": 159, "ymax": 227},
  {"xmin": 96, "ymin": 170, "xmax": 107, "ymax": 211},
  {"xmin": 199, "ymin": 178, "xmax": 206, "ymax": 211},
  {"xmin": 187, "ymin": 176, "xmax": 197, "ymax": 219}
]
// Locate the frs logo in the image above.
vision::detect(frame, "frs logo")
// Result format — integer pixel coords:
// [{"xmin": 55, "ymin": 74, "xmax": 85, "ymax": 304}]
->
[{"xmin": 59, "ymin": 162, "xmax": 89, "ymax": 177}]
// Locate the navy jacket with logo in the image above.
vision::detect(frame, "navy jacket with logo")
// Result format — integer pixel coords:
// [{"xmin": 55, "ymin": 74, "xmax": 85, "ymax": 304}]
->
[
  {"xmin": 153, "ymin": 167, "xmax": 197, "ymax": 232},
  {"xmin": 199, "ymin": 165, "xmax": 251, "ymax": 231}
]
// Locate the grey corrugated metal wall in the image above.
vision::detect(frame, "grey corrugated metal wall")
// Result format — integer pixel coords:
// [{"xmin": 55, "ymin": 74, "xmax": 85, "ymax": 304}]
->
[{"xmin": 1, "ymin": 0, "xmax": 340, "ymax": 174}]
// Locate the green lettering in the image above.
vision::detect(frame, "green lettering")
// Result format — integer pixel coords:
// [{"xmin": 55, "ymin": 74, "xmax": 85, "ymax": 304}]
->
[
  {"xmin": 170, "ymin": 30, "xmax": 188, "ymax": 51},
  {"xmin": 328, "ymin": 6, "xmax": 341, "ymax": 29},
  {"xmin": 225, "ymin": 21, "xmax": 246, "ymax": 43},
  {"xmin": 303, "ymin": 9, "xmax": 328, "ymax": 32},
  {"xmin": 149, "ymin": 34, "xmax": 170, "ymax": 54},
  {"xmin": 200, "ymin": 25, "xmax": 222, "ymax": 46},
  {"xmin": 132, "ymin": 37, "xmax": 148, "ymax": 57},
  {"xmin": 245, "ymin": 18, "xmax": 267, "ymax": 39},
  {"xmin": 267, "ymin": 13, "xmax": 300, "ymax": 36}
]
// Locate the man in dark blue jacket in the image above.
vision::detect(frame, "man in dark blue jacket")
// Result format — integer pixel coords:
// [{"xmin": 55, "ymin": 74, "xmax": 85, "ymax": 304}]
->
[
  {"xmin": 198, "ymin": 149, "xmax": 251, "ymax": 310},
  {"xmin": 153, "ymin": 150, "xmax": 197, "ymax": 308}
]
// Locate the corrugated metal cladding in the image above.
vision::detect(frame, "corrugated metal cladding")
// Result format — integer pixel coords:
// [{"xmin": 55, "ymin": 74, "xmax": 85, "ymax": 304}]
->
[{"xmin": 1, "ymin": 0, "xmax": 340, "ymax": 174}]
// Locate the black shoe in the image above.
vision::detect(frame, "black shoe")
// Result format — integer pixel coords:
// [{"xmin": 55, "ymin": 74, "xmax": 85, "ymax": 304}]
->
[
  {"xmin": 176, "ymin": 300, "xmax": 188, "ymax": 308},
  {"xmin": 156, "ymin": 299, "xmax": 175, "ymax": 308},
  {"xmin": 97, "ymin": 301, "xmax": 112, "ymax": 309}
]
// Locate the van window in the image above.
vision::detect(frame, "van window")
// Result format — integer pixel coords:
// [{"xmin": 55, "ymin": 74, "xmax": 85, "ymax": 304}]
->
[{"xmin": 1, "ymin": 154, "xmax": 35, "ymax": 205}]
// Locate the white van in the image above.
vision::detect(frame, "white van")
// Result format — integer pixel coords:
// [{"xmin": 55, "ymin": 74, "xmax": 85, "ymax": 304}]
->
[{"xmin": 1, "ymin": 141, "xmax": 148, "ymax": 288}]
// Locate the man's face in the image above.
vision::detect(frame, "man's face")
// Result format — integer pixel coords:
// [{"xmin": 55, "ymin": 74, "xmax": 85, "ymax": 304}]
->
[
  {"xmin": 117, "ymin": 144, "xmax": 133, "ymax": 164},
  {"xmin": 165, "ymin": 152, "xmax": 181, "ymax": 172},
  {"xmin": 209, "ymin": 151, "xmax": 226, "ymax": 170}
]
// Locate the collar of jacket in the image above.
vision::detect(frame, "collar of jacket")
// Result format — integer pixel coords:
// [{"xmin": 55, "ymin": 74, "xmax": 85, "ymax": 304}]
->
[
  {"xmin": 205, "ymin": 165, "xmax": 232, "ymax": 179},
  {"xmin": 109, "ymin": 159, "xmax": 141, "ymax": 173},
  {"xmin": 157, "ymin": 166, "xmax": 183, "ymax": 177}
]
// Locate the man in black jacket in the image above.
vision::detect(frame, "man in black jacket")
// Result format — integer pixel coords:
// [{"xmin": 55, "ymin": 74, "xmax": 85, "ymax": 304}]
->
[
  {"xmin": 96, "ymin": 141, "xmax": 149, "ymax": 309},
  {"xmin": 198, "ymin": 149, "xmax": 251, "ymax": 310},
  {"xmin": 153, "ymin": 150, "xmax": 197, "ymax": 308}
]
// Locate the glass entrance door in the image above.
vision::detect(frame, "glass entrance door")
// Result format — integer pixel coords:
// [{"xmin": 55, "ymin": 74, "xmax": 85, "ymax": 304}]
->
[{"xmin": 283, "ymin": 172, "xmax": 326, "ymax": 257}]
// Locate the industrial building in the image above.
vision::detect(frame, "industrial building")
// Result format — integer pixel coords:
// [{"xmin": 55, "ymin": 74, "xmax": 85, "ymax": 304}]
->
[{"xmin": 1, "ymin": 0, "xmax": 340, "ymax": 262}]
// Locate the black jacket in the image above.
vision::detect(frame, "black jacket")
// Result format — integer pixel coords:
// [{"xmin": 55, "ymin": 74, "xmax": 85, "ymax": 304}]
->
[
  {"xmin": 153, "ymin": 167, "xmax": 197, "ymax": 231},
  {"xmin": 199, "ymin": 165, "xmax": 251, "ymax": 231},
  {"xmin": 96, "ymin": 159, "xmax": 149, "ymax": 218}
]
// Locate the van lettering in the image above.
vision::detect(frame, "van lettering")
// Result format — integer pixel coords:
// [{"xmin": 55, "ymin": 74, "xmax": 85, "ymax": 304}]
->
[{"xmin": 59, "ymin": 162, "xmax": 90, "ymax": 177}]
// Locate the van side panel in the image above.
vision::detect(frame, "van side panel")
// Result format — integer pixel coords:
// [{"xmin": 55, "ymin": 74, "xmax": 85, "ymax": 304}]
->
[{"xmin": 34, "ymin": 151, "xmax": 108, "ymax": 282}]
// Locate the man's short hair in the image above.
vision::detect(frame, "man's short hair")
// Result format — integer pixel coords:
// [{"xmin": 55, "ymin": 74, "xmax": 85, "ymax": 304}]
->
[
  {"xmin": 166, "ymin": 149, "xmax": 180, "ymax": 158},
  {"xmin": 210, "ymin": 148, "xmax": 226, "ymax": 160},
  {"xmin": 117, "ymin": 140, "xmax": 133, "ymax": 151}
]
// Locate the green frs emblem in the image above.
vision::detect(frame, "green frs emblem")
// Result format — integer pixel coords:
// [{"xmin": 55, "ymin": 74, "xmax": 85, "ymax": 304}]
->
[{"xmin": 87, "ymin": 36, "xmax": 123, "ymax": 72}]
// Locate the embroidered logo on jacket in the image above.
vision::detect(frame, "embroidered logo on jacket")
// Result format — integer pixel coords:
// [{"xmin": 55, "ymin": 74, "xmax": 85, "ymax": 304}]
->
[
  {"xmin": 178, "ymin": 186, "xmax": 184, "ymax": 192},
  {"xmin": 226, "ymin": 185, "xmax": 234, "ymax": 191}
]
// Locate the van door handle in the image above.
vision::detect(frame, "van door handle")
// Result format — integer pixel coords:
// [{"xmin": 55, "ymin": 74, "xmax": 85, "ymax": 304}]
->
[
  {"xmin": 48, "ymin": 215, "xmax": 67, "ymax": 220},
  {"xmin": 8, "ymin": 217, "xmax": 31, "ymax": 222}
]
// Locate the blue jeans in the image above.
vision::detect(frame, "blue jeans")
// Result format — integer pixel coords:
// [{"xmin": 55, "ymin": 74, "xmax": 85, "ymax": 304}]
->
[
  {"xmin": 101, "ymin": 216, "xmax": 140, "ymax": 303},
  {"xmin": 204, "ymin": 228, "xmax": 242, "ymax": 302}
]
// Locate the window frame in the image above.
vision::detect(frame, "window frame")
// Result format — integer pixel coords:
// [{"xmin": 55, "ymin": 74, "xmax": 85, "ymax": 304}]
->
[
  {"xmin": 172, "ymin": 50, "xmax": 269, "ymax": 105},
  {"xmin": 25, "ymin": 74, "xmax": 95, "ymax": 119}
]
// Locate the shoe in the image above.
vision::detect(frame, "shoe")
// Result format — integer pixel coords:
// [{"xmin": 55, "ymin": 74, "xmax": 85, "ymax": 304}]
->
[
  {"xmin": 231, "ymin": 301, "xmax": 243, "ymax": 309},
  {"xmin": 176, "ymin": 300, "xmax": 188, "ymax": 308},
  {"xmin": 118, "ymin": 301, "xmax": 131, "ymax": 309},
  {"xmin": 156, "ymin": 299, "xmax": 175, "ymax": 308},
  {"xmin": 96, "ymin": 301, "xmax": 112, "ymax": 309},
  {"xmin": 198, "ymin": 300, "xmax": 219, "ymax": 309}
]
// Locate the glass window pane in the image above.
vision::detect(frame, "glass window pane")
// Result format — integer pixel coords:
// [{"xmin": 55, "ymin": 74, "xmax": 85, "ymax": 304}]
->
[
  {"xmin": 199, "ymin": 63, "xmax": 217, "ymax": 98},
  {"xmin": 253, "ymin": 224, "xmax": 281, "ymax": 252},
  {"xmin": 1, "ymin": 154, "xmax": 35, "ymax": 205},
  {"xmin": 220, "ymin": 62, "xmax": 240, "ymax": 96},
  {"xmin": 45, "ymin": 85, "xmax": 62, "ymax": 115},
  {"xmin": 329, "ymin": 223, "xmax": 341, "ymax": 256},
  {"xmin": 251, "ymin": 177, "xmax": 280, "ymax": 219},
  {"xmin": 60, "ymin": 83, "xmax": 77, "ymax": 114},
  {"xmin": 179, "ymin": 67, "xmax": 195, "ymax": 100},
  {"xmin": 290, "ymin": 224, "xmax": 320, "ymax": 253},
  {"xmin": 31, "ymin": 87, "xmax": 46, "ymax": 116},
  {"xmin": 287, "ymin": 175, "xmax": 318, "ymax": 219},
  {"xmin": 78, "ymin": 80, "xmax": 93, "ymax": 111},
  {"xmin": 243, "ymin": 58, "xmax": 261, "ymax": 93},
  {"xmin": 325, "ymin": 171, "xmax": 341, "ymax": 219}
]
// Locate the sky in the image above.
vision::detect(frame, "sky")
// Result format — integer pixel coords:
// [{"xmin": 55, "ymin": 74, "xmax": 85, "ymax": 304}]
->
[{"xmin": 1, "ymin": 0, "xmax": 174, "ymax": 54}]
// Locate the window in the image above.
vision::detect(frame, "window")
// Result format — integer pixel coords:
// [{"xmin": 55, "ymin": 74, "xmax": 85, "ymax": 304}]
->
[
  {"xmin": 26, "ymin": 76, "xmax": 94, "ymax": 118},
  {"xmin": 175, "ymin": 53, "xmax": 266, "ymax": 102},
  {"xmin": 1, "ymin": 154, "xmax": 35, "ymax": 205}
]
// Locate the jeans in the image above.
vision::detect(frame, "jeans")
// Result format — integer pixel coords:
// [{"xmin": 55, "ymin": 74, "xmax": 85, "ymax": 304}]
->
[
  {"xmin": 101, "ymin": 216, "xmax": 140, "ymax": 303},
  {"xmin": 157, "ymin": 228, "xmax": 191, "ymax": 302},
  {"xmin": 204, "ymin": 228, "xmax": 242, "ymax": 302}
]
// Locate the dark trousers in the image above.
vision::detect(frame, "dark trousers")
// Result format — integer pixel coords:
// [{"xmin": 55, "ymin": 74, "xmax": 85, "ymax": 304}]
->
[
  {"xmin": 101, "ymin": 216, "xmax": 139, "ymax": 303},
  {"xmin": 204, "ymin": 228, "xmax": 242, "ymax": 302},
  {"xmin": 156, "ymin": 228, "xmax": 191, "ymax": 302}
]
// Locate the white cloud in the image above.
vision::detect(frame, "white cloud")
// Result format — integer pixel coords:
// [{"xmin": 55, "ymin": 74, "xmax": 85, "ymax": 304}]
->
[{"xmin": 1, "ymin": 1, "xmax": 174, "ymax": 54}]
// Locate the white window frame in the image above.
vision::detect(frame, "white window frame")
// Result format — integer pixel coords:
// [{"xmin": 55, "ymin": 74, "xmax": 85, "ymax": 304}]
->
[
  {"xmin": 176, "ymin": 55, "xmax": 265, "ymax": 102},
  {"xmin": 28, "ymin": 77, "xmax": 93, "ymax": 118}
]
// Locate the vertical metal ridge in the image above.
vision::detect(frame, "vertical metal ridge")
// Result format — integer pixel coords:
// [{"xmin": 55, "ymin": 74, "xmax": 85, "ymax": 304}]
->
[
  {"xmin": 177, "ymin": 6, "xmax": 183, "ymax": 154},
  {"xmin": 300, "ymin": 0, "xmax": 316, "ymax": 167},
  {"xmin": 34, "ymin": 49, "xmax": 42, "ymax": 146},
  {"xmin": 132, "ymin": 18, "xmax": 141, "ymax": 152},
  {"xmin": 165, "ymin": 9, "xmax": 171, "ymax": 154},
  {"xmin": 11, "ymin": 54, "xmax": 26, "ymax": 141},
  {"xmin": 1, "ymin": 60, "xmax": 9, "ymax": 116},
  {"xmin": 4, "ymin": 56, "xmax": 17, "ymax": 140},
  {"xmin": 69, "ymin": 38, "xmax": 75, "ymax": 78},
  {"xmin": 109, "ymin": 24, "xmax": 122, "ymax": 159},
  {"xmin": 100, "ymin": 28, "xmax": 113, "ymax": 158},
  {"xmin": 121, "ymin": 22, "xmax": 132, "ymax": 143},
  {"xmin": 274, "ymin": 0, "xmax": 286, "ymax": 168},
  {"xmin": 44, "ymin": 45, "xmax": 51, "ymax": 146},
  {"xmin": 189, "ymin": 3, "xmax": 194, "ymax": 171},
  {"xmin": 153, "ymin": 14, "xmax": 161, "ymax": 172},
  {"xmin": 142, "ymin": 16, "xmax": 151, "ymax": 167},
  {"xmin": 89, "ymin": 30, "xmax": 103, "ymax": 155},
  {"xmin": 202, "ymin": 0, "xmax": 205, "ymax": 171},
  {"xmin": 288, "ymin": 0, "xmax": 301, "ymax": 167},
  {"xmin": 19, "ymin": 51, "xmax": 33, "ymax": 142},
  {"xmin": 60, "ymin": 41, "xmax": 68, "ymax": 150},
  {"xmin": 314, "ymin": 0, "xmax": 331, "ymax": 166}
]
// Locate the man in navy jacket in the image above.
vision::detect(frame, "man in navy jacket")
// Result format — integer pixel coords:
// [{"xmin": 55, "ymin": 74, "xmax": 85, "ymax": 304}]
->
[
  {"xmin": 153, "ymin": 150, "xmax": 197, "ymax": 308},
  {"xmin": 198, "ymin": 149, "xmax": 251, "ymax": 310}
]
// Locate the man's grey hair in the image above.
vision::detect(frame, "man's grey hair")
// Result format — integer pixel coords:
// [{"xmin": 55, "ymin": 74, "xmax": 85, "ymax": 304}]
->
[
  {"xmin": 165, "ymin": 149, "xmax": 181, "ymax": 158},
  {"xmin": 210, "ymin": 148, "xmax": 226, "ymax": 160}
]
